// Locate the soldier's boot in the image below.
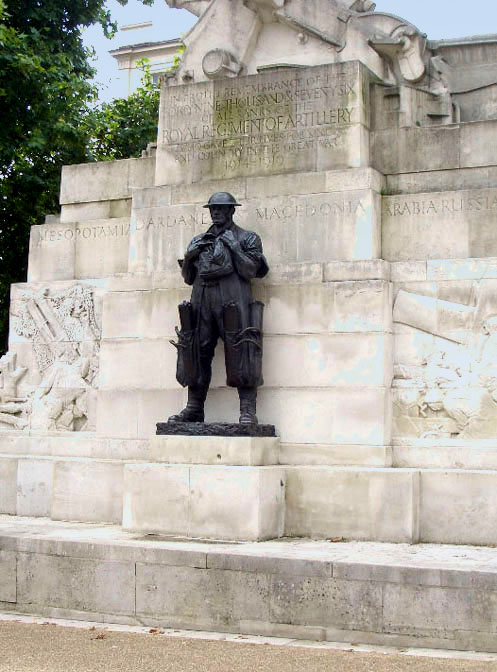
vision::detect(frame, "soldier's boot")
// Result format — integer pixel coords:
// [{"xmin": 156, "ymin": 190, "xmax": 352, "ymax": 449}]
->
[
  {"xmin": 168, "ymin": 385, "xmax": 207, "ymax": 423},
  {"xmin": 238, "ymin": 387, "xmax": 258, "ymax": 425}
]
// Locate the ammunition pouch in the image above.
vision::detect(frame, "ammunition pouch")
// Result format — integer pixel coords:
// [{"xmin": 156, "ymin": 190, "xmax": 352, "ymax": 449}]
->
[
  {"xmin": 223, "ymin": 301, "xmax": 264, "ymax": 388},
  {"xmin": 170, "ymin": 301, "xmax": 202, "ymax": 388}
]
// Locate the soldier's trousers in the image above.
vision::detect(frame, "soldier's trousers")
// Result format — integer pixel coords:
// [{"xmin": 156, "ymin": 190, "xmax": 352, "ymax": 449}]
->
[{"xmin": 193, "ymin": 283, "xmax": 234, "ymax": 389}]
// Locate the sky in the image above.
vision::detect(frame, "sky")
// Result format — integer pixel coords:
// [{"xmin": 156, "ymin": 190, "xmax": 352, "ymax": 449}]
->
[{"xmin": 82, "ymin": 0, "xmax": 497, "ymax": 102}]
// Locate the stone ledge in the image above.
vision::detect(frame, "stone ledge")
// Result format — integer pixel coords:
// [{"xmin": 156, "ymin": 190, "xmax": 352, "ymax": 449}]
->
[
  {"xmin": 391, "ymin": 258, "xmax": 497, "ymax": 283},
  {"xmin": 4, "ymin": 517, "xmax": 497, "ymax": 651},
  {"xmin": 4, "ymin": 459, "xmax": 497, "ymax": 545},
  {"xmin": 323, "ymin": 260, "xmax": 390, "ymax": 282},
  {"xmin": 393, "ymin": 443, "xmax": 497, "ymax": 470},
  {"xmin": 0, "ymin": 434, "xmax": 151, "ymax": 460},
  {"xmin": 278, "ymin": 443, "xmax": 392, "ymax": 467},
  {"xmin": 3, "ymin": 516, "xmax": 497, "ymax": 585},
  {"xmin": 60, "ymin": 157, "xmax": 155, "ymax": 205},
  {"xmin": 385, "ymin": 166, "xmax": 497, "ymax": 196}
]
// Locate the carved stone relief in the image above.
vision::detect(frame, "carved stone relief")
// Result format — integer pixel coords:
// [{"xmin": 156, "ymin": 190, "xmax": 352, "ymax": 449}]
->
[
  {"xmin": 0, "ymin": 285, "xmax": 101, "ymax": 432},
  {"xmin": 162, "ymin": 0, "xmax": 497, "ymax": 125},
  {"xmin": 393, "ymin": 287, "xmax": 497, "ymax": 440},
  {"xmin": 369, "ymin": 25, "xmax": 427, "ymax": 85}
]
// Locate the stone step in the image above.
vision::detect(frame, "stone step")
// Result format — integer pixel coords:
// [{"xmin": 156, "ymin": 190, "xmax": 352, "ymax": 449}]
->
[
  {"xmin": 0, "ymin": 431, "xmax": 150, "ymax": 460},
  {"xmin": 3, "ymin": 453, "xmax": 497, "ymax": 545},
  {"xmin": 393, "ymin": 439, "xmax": 497, "ymax": 470},
  {"xmin": 1, "ymin": 515, "xmax": 497, "ymax": 652}
]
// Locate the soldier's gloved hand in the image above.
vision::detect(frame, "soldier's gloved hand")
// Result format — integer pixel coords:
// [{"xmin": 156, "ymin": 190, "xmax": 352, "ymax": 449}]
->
[
  {"xmin": 185, "ymin": 234, "xmax": 213, "ymax": 259},
  {"xmin": 220, "ymin": 230, "xmax": 239, "ymax": 250}
]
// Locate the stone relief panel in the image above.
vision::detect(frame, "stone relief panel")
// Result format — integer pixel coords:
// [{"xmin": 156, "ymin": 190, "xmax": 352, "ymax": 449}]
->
[
  {"xmin": 393, "ymin": 283, "xmax": 497, "ymax": 440},
  {"xmin": 0, "ymin": 284, "xmax": 101, "ymax": 432}
]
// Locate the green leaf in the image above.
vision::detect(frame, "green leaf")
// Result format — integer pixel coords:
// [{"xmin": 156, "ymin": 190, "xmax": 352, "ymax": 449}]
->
[{"xmin": 0, "ymin": 0, "xmax": 157, "ymax": 353}]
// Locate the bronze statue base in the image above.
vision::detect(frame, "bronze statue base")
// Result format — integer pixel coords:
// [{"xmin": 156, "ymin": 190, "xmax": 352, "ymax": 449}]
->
[{"xmin": 156, "ymin": 422, "xmax": 276, "ymax": 437}]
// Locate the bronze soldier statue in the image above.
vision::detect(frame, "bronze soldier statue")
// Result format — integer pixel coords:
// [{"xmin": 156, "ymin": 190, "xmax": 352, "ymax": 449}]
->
[{"xmin": 169, "ymin": 192, "xmax": 269, "ymax": 425}]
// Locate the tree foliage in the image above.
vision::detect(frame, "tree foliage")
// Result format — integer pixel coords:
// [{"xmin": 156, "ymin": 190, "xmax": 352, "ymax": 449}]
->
[
  {"xmin": 0, "ymin": 0, "xmax": 161, "ymax": 353},
  {"xmin": 85, "ymin": 60, "xmax": 161, "ymax": 162}
]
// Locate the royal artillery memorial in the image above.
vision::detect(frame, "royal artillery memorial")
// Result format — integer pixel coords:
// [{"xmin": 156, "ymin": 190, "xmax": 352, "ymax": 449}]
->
[{"xmin": 3, "ymin": 0, "xmax": 497, "ymax": 652}]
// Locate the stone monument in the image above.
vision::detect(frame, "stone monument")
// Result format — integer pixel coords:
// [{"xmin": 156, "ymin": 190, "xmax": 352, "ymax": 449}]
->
[{"xmin": 3, "ymin": 0, "xmax": 497, "ymax": 651}]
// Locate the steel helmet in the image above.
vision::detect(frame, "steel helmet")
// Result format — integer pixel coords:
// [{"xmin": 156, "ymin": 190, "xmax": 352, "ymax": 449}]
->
[{"xmin": 203, "ymin": 192, "xmax": 241, "ymax": 208}]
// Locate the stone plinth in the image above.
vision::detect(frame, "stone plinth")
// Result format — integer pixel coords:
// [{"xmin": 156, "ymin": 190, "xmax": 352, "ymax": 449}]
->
[
  {"xmin": 150, "ymin": 435, "xmax": 279, "ymax": 465},
  {"xmin": 123, "ymin": 433, "xmax": 284, "ymax": 542},
  {"xmin": 123, "ymin": 461, "xmax": 285, "ymax": 542}
]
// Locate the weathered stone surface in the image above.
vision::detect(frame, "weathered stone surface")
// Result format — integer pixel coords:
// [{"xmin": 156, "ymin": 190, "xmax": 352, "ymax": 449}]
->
[
  {"xmin": 123, "ymin": 463, "xmax": 190, "ymax": 536},
  {"xmin": 393, "ymin": 441, "xmax": 497, "ymax": 471},
  {"xmin": 101, "ymin": 278, "xmax": 392, "ymax": 341},
  {"xmin": 6, "ymin": 516, "xmax": 497, "ymax": 649},
  {"xmin": 60, "ymin": 157, "xmax": 154, "ymax": 205},
  {"xmin": 375, "ymin": 120, "xmax": 497, "ymax": 177},
  {"xmin": 263, "ymin": 333, "xmax": 393, "ymax": 388},
  {"xmin": 390, "ymin": 261, "xmax": 427, "ymax": 283},
  {"xmin": 150, "ymin": 435, "xmax": 279, "ymax": 465},
  {"xmin": 136, "ymin": 563, "xmax": 270, "ymax": 626},
  {"xmin": 279, "ymin": 443, "xmax": 392, "ymax": 467},
  {"xmin": 0, "ymin": 551, "xmax": 16, "ymax": 603},
  {"xmin": 28, "ymin": 218, "xmax": 130, "ymax": 281},
  {"xmin": 383, "ymin": 187, "xmax": 497, "ymax": 262},
  {"xmin": 101, "ymin": 287, "xmax": 188, "ymax": 340},
  {"xmin": 427, "ymin": 257, "xmax": 497, "ymax": 281},
  {"xmin": 51, "ymin": 459, "xmax": 124, "ymax": 524},
  {"xmin": 60, "ymin": 198, "xmax": 131, "ymax": 223},
  {"xmin": 460, "ymin": 120, "xmax": 497, "ymax": 169},
  {"xmin": 0, "ymin": 459, "xmax": 18, "ymax": 515},
  {"xmin": 101, "ymin": 332, "xmax": 391, "ymax": 393},
  {"xmin": 28, "ymin": 222, "xmax": 76, "ymax": 282},
  {"xmin": 284, "ymin": 466, "xmax": 419, "ymax": 543},
  {"xmin": 382, "ymin": 582, "xmax": 497, "ymax": 637},
  {"xmin": 198, "ymin": 386, "xmax": 392, "ymax": 446},
  {"xmin": 0, "ymin": 432, "xmax": 151, "ymax": 460},
  {"xmin": 156, "ymin": 422, "xmax": 276, "ymax": 437},
  {"xmin": 269, "ymin": 574, "xmax": 383, "ymax": 632},
  {"xmin": 323, "ymin": 259, "xmax": 390, "ymax": 282},
  {"xmin": 123, "ymin": 463, "xmax": 285, "ymax": 541},
  {"xmin": 373, "ymin": 126, "xmax": 461, "ymax": 175},
  {"xmin": 96, "ymin": 389, "xmax": 184, "ymax": 439},
  {"xmin": 385, "ymin": 166, "xmax": 497, "ymax": 196},
  {"xmin": 128, "ymin": 184, "xmax": 381, "ymax": 274},
  {"xmin": 16, "ymin": 459, "xmax": 53, "ymax": 517},
  {"xmin": 16, "ymin": 552, "xmax": 135, "ymax": 615},
  {"xmin": 156, "ymin": 62, "xmax": 373, "ymax": 186},
  {"xmin": 419, "ymin": 470, "xmax": 497, "ymax": 545}
]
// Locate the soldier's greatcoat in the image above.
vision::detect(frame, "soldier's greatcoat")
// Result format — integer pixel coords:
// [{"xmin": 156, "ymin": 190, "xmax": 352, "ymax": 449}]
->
[{"xmin": 180, "ymin": 222, "xmax": 269, "ymax": 388}]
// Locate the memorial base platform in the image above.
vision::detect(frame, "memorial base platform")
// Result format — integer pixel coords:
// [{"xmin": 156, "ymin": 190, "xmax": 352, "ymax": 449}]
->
[{"xmin": 2, "ymin": 516, "xmax": 497, "ymax": 652}]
